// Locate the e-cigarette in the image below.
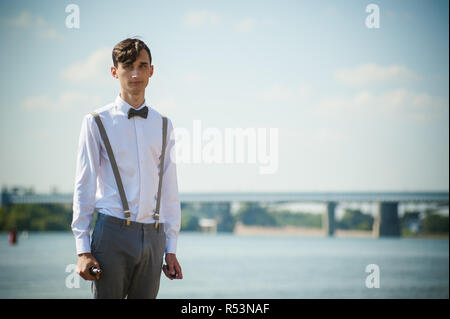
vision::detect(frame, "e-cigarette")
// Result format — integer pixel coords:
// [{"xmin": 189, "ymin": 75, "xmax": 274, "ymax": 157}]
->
[{"xmin": 89, "ymin": 266, "xmax": 102, "ymax": 276}]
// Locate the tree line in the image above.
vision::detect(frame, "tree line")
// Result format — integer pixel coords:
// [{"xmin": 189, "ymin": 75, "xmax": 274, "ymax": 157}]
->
[{"xmin": 0, "ymin": 202, "xmax": 448, "ymax": 236}]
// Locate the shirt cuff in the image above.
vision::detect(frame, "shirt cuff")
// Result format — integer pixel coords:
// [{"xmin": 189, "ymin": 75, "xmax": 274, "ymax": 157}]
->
[
  {"xmin": 75, "ymin": 235, "xmax": 91, "ymax": 255},
  {"xmin": 165, "ymin": 236, "xmax": 178, "ymax": 255}
]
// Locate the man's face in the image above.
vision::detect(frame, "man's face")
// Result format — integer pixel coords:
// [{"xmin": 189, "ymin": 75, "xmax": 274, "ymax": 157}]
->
[{"xmin": 111, "ymin": 49, "xmax": 153, "ymax": 94}]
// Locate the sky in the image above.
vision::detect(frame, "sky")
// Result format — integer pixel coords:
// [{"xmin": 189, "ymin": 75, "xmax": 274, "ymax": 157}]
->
[{"xmin": 0, "ymin": 0, "xmax": 448, "ymax": 194}]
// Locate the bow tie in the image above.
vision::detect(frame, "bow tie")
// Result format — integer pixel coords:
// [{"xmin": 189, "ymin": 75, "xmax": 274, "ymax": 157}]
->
[{"xmin": 127, "ymin": 106, "xmax": 148, "ymax": 119}]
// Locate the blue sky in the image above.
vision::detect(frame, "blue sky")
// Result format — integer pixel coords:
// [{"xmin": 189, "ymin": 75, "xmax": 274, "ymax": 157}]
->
[{"xmin": 0, "ymin": 0, "xmax": 448, "ymax": 193}]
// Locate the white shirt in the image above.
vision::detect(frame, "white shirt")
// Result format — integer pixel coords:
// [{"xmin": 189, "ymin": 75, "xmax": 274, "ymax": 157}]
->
[{"xmin": 71, "ymin": 93, "xmax": 181, "ymax": 255}]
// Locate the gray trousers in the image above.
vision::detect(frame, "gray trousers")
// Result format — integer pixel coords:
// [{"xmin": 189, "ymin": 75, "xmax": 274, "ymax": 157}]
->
[{"xmin": 90, "ymin": 213, "xmax": 166, "ymax": 299}]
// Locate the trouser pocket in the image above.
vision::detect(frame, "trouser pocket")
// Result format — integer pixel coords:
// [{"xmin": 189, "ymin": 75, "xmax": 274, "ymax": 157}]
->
[{"xmin": 91, "ymin": 216, "xmax": 105, "ymax": 253}]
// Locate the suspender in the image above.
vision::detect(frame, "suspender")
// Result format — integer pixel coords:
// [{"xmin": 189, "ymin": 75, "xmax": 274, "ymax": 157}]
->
[
  {"xmin": 155, "ymin": 115, "xmax": 168, "ymax": 229},
  {"xmin": 91, "ymin": 112, "xmax": 168, "ymax": 229}
]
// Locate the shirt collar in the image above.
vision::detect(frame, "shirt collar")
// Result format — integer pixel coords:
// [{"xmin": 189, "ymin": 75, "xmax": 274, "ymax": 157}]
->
[{"xmin": 115, "ymin": 93, "xmax": 148, "ymax": 116}]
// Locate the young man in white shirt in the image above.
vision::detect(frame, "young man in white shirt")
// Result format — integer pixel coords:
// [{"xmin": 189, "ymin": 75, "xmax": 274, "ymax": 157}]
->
[{"xmin": 72, "ymin": 38, "xmax": 183, "ymax": 299}]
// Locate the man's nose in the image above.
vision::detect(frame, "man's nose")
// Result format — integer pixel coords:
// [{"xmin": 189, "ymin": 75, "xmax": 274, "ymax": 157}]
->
[{"xmin": 131, "ymin": 68, "xmax": 139, "ymax": 78}]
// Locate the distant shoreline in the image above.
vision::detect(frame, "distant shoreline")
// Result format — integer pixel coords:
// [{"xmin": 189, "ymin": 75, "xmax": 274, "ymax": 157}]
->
[
  {"xmin": 233, "ymin": 223, "xmax": 449, "ymax": 239},
  {"xmin": 0, "ymin": 228, "xmax": 447, "ymax": 240},
  {"xmin": 233, "ymin": 223, "xmax": 372, "ymax": 237}
]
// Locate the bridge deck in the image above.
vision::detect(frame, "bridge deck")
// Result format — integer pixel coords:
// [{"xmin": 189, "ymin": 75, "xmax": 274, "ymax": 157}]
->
[{"xmin": 2, "ymin": 191, "xmax": 449, "ymax": 205}]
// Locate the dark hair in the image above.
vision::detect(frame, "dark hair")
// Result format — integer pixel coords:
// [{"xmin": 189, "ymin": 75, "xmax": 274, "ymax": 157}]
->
[{"xmin": 112, "ymin": 38, "xmax": 152, "ymax": 67}]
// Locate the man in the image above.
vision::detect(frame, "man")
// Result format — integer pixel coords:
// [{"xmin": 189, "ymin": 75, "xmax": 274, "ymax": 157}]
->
[{"xmin": 71, "ymin": 38, "xmax": 183, "ymax": 299}]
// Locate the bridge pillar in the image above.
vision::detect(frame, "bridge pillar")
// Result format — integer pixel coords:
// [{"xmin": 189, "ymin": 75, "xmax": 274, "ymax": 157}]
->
[
  {"xmin": 1, "ymin": 190, "xmax": 11, "ymax": 207},
  {"xmin": 373, "ymin": 202, "xmax": 401, "ymax": 237},
  {"xmin": 323, "ymin": 201, "xmax": 337, "ymax": 236}
]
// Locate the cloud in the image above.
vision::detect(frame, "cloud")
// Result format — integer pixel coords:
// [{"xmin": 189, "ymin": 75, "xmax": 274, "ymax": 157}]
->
[
  {"xmin": 182, "ymin": 10, "xmax": 271, "ymax": 33},
  {"xmin": 22, "ymin": 91, "xmax": 101, "ymax": 112},
  {"xmin": 183, "ymin": 9, "xmax": 220, "ymax": 28},
  {"xmin": 315, "ymin": 88, "xmax": 448, "ymax": 123},
  {"xmin": 327, "ymin": 63, "xmax": 447, "ymax": 124},
  {"xmin": 234, "ymin": 17, "xmax": 257, "ymax": 33},
  {"xmin": 61, "ymin": 47, "xmax": 115, "ymax": 86},
  {"xmin": 4, "ymin": 11, "xmax": 33, "ymax": 27},
  {"xmin": 3, "ymin": 11, "xmax": 63, "ymax": 40},
  {"xmin": 335, "ymin": 64, "xmax": 420, "ymax": 87},
  {"xmin": 37, "ymin": 27, "xmax": 63, "ymax": 40}
]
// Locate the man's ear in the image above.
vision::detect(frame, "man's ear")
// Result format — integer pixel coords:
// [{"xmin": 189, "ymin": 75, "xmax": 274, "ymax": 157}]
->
[
  {"xmin": 111, "ymin": 66, "xmax": 118, "ymax": 79},
  {"xmin": 149, "ymin": 65, "xmax": 154, "ymax": 78}
]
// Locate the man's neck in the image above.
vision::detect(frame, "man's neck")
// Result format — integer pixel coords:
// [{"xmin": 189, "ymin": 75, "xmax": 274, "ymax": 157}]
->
[{"xmin": 120, "ymin": 90, "xmax": 145, "ymax": 109}]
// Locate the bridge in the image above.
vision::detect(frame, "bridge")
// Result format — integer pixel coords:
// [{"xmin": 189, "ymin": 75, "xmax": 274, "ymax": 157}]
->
[{"xmin": 1, "ymin": 191, "xmax": 448, "ymax": 237}]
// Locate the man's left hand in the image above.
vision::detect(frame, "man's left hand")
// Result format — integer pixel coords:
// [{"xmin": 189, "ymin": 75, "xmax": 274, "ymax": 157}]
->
[{"xmin": 163, "ymin": 253, "xmax": 183, "ymax": 280}]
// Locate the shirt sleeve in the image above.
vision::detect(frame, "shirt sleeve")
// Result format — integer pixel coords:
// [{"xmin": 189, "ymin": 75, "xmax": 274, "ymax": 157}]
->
[
  {"xmin": 161, "ymin": 118, "xmax": 182, "ymax": 254},
  {"xmin": 71, "ymin": 113, "xmax": 101, "ymax": 255}
]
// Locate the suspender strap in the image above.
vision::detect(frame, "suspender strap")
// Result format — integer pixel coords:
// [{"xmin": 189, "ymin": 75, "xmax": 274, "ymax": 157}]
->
[
  {"xmin": 91, "ymin": 112, "xmax": 131, "ymax": 225},
  {"xmin": 154, "ymin": 116, "xmax": 168, "ymax": 229},
  {"xmin": 91, "ymin": 112, "xmax": 168, "ymax": 228}
]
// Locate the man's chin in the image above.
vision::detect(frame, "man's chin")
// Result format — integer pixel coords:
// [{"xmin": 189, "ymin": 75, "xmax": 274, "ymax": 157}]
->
[{"xmin": 127, "ymin": 87, "xmax": 145, "ymax": 94}]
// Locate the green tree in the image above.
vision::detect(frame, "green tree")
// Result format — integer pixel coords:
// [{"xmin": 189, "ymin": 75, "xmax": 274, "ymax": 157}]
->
[
  {"xmin": 237, "ymin": 202, "xmax": 276, "ymax": 226},
  {"xmin": 337, "ymin": 209, "xmax": 374, "ymax": 230},
  {"xmin": 0, "ymin": 206, "xmax": 8, "ymax": 230},
  {"xmin": 0, "ymin": 203, "xmax": 72, "ymax": 231},
  {"xmin": 181, "ymin": 210, "xmax": 200, "ymax": 231},
  {"xmin": 217, "ymin": 210, "xmax": 236, "ymax": 232},
  {"xmin": 270, "ymin": 210, "xmax": 322, "ymax": 228},
  {"xmin": 422, "ymin": 213, "xmax": 449, "ymax": 234}
]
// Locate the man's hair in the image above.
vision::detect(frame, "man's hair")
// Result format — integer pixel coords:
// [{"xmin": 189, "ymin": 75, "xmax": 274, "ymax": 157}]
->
[{"xmin": 112, "ymin": 38, "xmax": 152, "ymax": 68}]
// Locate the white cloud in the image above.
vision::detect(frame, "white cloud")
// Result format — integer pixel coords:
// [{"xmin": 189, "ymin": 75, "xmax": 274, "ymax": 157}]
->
[
  {"xmin": 38, "ymin": 28, "xmax": 63, "ymax": 40},
  {"xmin": 234, "ymin": 17, "xmax": 257, "ymax": 33},
  {"xmin": 335, "ymin": 64, "xmax": 420, "ymax": 87},
  {"xmin": 61, "ymin": 47, "xmax": 115, "ymax": 86},
  {"xmin": 182, "ymin": 10, "xmax": 268, "ymax": 33},
  {"xmin": 4, "ymin": 11, "xmax": 33, "ymax": 27},
  {"xmin": 316, "ymin": 88, "xmax": 448, "ymax": 123},
  {"xmin": 183, "ymin": 9, "xmax": 220, "ymax": 28},
  {"xmin": 22, "ymin": 95, "xmax": 53, "ymax": 110},
  {"xmin": 22, "ymin": 91, "xmax": 101, "ymax": 112},
  {"xmin": 3, "ymin": 11, "xmax": 63, "ymax": 40}
]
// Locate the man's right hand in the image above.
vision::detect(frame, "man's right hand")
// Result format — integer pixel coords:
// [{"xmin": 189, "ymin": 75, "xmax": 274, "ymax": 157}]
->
[{"xmin": 77, "ymin": 253, "xmax": 101, "ymax": 281}]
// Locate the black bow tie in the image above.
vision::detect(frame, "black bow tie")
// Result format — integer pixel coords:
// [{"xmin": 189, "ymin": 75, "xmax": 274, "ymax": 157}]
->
[{"xmin": 128, "ymin": 106, "xmax": 148, "ymax": 119}]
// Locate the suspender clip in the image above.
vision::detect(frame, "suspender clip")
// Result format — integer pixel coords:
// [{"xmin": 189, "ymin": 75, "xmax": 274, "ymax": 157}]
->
[
  {"xmin": 124, "ymin": 210, "xmax": 131, "ymax": 226},
  {"xmin": 153, "ymin": 212, "xmax": 160, "ymax": 230}
]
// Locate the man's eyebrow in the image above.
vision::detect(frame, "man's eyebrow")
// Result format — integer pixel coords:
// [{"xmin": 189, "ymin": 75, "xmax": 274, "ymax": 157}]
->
[{"xmin": 122, "ymin": 61, "xmax": 149, "ymax": 67}]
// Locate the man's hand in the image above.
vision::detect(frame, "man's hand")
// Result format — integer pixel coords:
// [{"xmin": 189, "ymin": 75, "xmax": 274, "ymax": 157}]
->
[
  {"xmin": 163, "ymin": 253, "xmax": 183, "ymax": 280},
  {"xmin": 77, "ymin": 253, "xmax": 101, "ymax": 281}
]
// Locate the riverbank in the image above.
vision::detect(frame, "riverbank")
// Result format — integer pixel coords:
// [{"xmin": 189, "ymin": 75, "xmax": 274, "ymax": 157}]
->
[
  {"xmin": 233, "ymin": 222, "xmax": 373, "ymax": 237},
  {"xmin": 233, "ymin": 223, "xmax": 449, "ymax": 239}
]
